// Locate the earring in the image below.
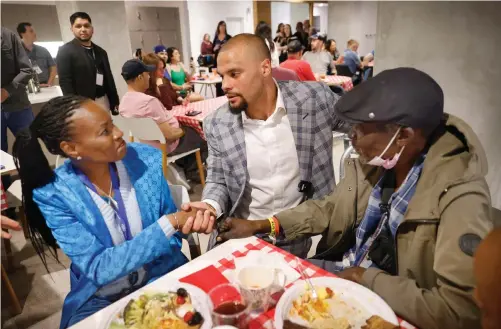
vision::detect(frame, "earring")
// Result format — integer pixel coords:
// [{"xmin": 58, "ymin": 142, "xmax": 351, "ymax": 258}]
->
[{"xmin": 76, "ymin": 156, "xmax": 82, "ymax": 160}]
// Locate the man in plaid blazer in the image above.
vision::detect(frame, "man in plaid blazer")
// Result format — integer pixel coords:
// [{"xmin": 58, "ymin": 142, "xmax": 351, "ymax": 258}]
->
[{"xmin": 183, "ymin": 34, "xmax": 346, "ymax": 257}]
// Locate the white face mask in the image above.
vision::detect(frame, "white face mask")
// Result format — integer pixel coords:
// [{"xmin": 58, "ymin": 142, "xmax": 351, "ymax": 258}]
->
[{"xmin": 367, "ymin": 127, "xmax": 405, "ymax": 169}]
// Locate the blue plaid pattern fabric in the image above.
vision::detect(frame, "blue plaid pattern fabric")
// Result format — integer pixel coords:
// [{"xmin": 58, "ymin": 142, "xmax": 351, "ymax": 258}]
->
[
  {"xmin": 333, "ymin": 155, "xmax": 426, "ymax": 271},
  {"xmin": 202, "ymin": 80, "xmax": 344, "ymax": 216}
]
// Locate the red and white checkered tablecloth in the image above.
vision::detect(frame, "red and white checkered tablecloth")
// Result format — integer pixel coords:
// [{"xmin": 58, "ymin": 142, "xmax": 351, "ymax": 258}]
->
[
  {"xmin": 322, "ymin": 75, "xmax": 354, "ymax": 91},
  {"xmin": 1, "ymin": 182, "xmax": 8, "ymax": 211},
  {"xmin": 170, "ymin": 96, "xmax": 228, "ymax": 140},
  {"xmin": 213, "ymin": 238, "xmax": 416, "ymax": 329}
]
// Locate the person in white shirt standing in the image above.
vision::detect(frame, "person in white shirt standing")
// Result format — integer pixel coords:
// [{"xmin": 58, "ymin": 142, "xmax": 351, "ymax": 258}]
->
[{"xmin": 182, "ymin": 34, "xmax": 347, "ymax": 258}]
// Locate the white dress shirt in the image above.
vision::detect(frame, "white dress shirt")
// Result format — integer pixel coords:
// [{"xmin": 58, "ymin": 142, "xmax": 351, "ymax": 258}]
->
[{"xmin": 205, "ymin": 82, "xmax": 303, "ymax": 220}]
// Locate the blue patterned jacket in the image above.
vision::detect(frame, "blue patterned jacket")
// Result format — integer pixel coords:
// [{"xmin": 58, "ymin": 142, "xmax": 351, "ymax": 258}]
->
[{"xmin": 33, "ymin": 143, "xmax": 188, "ymax": 329}]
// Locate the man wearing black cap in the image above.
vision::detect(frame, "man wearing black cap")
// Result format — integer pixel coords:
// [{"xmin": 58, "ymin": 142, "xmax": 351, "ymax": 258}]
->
[
  {"xmin": 279, "ymin": 38, "xmax": 316, "ymax": 81},
  {"xmin": 219, "ymin": 68, "xmax": 492, "ymax": 329},
  {"xmin": 302, "ymin": 33, "xmax": 334, "ymax": 76},
  {"xmin": 119, "ymin": 59, "xmax": 184, "ymax": 145},
  {"xmin": 118, "ymin": 59, "xmax": 207, "ymax": 181}
]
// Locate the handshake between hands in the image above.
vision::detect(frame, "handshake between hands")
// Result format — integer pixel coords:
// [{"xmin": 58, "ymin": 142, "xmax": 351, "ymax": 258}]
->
[{"xmin": 170, "ymin": 202, "xmax": 263, "ymax": 241}]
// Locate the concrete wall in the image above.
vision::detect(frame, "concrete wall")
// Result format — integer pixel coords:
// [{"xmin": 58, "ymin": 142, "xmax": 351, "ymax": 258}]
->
[
  {"xmin": 271, "ymin": 2, "xmax": 310, "ymax": 37},
  {"xmin": 1, "ymin": 4, "xmax": 62, "ymax": 41},
  {"xmin": 313, "ymin": 4, "xmax": 328, "ymax": 35},
  {"xmin": 187, "ymin": 0, "xmax": 254, "ymax": 60},
  {"xmin": 376, "ymin": 1, "xmax": 501, "ymax": 207},
  {"xmin": 327, "ymin": 1, "xmax": 377, "ymax": 55},
  {"xmin": 290, "ymin": 3, "xmax": 309, "ymax": 30},
  {"xmin": 271, "ymin": 2, "xmax": 291, "ymax": 37},
  {"xmin": 125, "ymin": 1, "xmax": 191, "ymax": 66}
]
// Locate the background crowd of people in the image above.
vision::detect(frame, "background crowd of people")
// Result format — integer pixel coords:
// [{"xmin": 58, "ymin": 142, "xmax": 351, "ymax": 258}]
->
[{"xmin": 1, "ymin": 8, "xmax": 500, "ymax": 329}]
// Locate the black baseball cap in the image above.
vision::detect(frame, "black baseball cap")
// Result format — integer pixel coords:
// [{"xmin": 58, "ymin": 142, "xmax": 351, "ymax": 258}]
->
[
  {"xmin": 334, "ymin": 67, "xmax": 444, "ymax": 131},
  {"xmin": 310, "ymin": 33, "xmax": 326, "ymax": 43},
  {"xmin": 287, "ymin": 38, "xmax": 304, "ymax": 53},
  {"xmin": 121, "ymin": 59, "xmax": 156, "ymax": 81}
]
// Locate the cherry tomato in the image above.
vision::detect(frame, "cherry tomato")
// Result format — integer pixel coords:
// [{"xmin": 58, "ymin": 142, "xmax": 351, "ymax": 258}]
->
[
  {"xmin": 183, "ymin": 311, "xmax": 194, "ymax": 323},
  {"xmin": 176, "ymin": 296, "xmax": 185, "ymax": 305}
]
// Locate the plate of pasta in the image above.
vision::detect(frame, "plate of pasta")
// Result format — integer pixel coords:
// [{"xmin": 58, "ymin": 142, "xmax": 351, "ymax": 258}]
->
[{"xmin": 275, "ymin": 277, "xmax": 398, "ymax": 329}]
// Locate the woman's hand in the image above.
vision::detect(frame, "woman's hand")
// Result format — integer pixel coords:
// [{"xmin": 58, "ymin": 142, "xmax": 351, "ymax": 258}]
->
[
  {"xmin": 169, "ymin": 207, "xmax": 215, "ymax": 235},
  {"xmin": 182, "ymin": 83, "xmax": 192, "ymax": 91}
]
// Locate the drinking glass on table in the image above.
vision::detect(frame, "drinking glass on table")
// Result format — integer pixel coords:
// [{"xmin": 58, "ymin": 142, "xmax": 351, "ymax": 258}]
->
[{"xmin": 208, "ymin": 283, "xmax": 250, "ymax": 329}]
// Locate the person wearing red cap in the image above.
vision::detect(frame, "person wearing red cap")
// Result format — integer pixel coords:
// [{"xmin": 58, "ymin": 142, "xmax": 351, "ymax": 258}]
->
[{"xmin": 219, "ymin": 67, "xmax": 493, "ymax": 329}]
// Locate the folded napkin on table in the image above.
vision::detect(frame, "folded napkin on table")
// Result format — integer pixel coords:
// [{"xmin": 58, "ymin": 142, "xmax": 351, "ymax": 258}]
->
[{"xmin": 179, "ymin": 265, "xmax": 229, "ymax": 293}]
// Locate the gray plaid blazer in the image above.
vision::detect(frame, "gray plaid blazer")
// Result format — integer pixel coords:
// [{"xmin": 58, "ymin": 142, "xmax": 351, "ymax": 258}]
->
[{"xmin": 202, "ymin": 81, "xmax": 344, "ymax": 216}]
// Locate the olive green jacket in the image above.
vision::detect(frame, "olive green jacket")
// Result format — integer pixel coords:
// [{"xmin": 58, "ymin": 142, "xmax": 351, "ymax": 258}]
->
[{"xmin": 276, "ymin": 114, "xmax": 492, "ymax": 329}]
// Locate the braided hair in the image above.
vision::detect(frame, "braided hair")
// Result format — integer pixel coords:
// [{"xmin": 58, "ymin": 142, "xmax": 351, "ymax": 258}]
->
[{"xmin": 13, "ymin": 95, "xmax": 89, "ymax": 268}]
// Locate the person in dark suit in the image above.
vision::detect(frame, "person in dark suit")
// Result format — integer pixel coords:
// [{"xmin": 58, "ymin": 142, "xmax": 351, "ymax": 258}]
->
[{"xmin": 56, "ymin": 12, "xmax": 119, "ymax": 113}]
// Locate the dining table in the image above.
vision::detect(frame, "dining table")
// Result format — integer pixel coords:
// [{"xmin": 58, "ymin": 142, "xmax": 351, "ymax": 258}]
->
[
  {"xmin": 170, "ymin": 96, "xmax": 228, "ymax": 140},
  {"xmin": 1, "ymin": 150, "xmax": 17, "ymax": 176},
  {"xmin": 321, "ymin": 75, "xmax": 354, "ymax": 91},
  {"xmin": 28, "ymin": 85, "xmax": 63, "ymax": 105},
  {"xmin": 191, "ymin": 76, "xmax": 223, "ymax": 98},
  {"xmin": 68, "ymin": 236, "xmax": 417, "ymax": 329}
]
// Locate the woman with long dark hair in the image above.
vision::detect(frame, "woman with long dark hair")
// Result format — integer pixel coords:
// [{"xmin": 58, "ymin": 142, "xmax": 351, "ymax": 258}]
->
[
  {"xmin": 13, "ymin": 96, "xmax": 214, "ymax": 328},
  {"xmin": 326, "ymin": 39, "xmax": 341, "ymax": 61},
  {"xmin": 277, "ymin": 24, "xmax": 293, "ymax": 62},
  {"xmin": 166, "ymin": 47, "xmax": 204, "ymax": 102},
  {"xmin": 212, "ymin": 21, "xmax": 231, "ymax": 96},
  {"xmin": 275, "ymin": 23, "xmax": 284, "ymax": 39},
  {"xmin": 254, "ymin": 21, "xmax": 279, "ymax": 68}
]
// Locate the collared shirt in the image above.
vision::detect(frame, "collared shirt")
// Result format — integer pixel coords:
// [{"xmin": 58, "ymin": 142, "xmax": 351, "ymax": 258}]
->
[
  {"xmin": 205, "ymin": 81, "xmax": 303, "ymax": 219},
  {"xmin": 24, "ymin": 43, "xmax": 55, "ymax": 84},
  {"xmin": 119, "ymin": 91, "xmax": 180, "ymax": 154},
  {"xmin": 343, "ymin": 49, "xmax": 361, "ymax": 74},
  {"xmin": 333, "ymin": 155, "xmax": 426, "ymax": 271}
]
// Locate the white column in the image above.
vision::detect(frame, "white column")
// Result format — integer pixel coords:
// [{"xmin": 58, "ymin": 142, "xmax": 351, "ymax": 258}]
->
[{"xmin": 55, "ymin": 1, "xmax": 132, "ymax": 98}]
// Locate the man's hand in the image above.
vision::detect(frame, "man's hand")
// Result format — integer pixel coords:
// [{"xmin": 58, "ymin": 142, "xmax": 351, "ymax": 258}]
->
[
  {"xmin": 337, "ymin": 267, "xmax": 366, "ymax": 284},
  {"xmin": 1, "ymin": 88, "xmax": 9, "ymax": 103},
  {"xmin": 40, "ymin": 83, "xmax": 52, "ymax": 88},
  {"xmin": 1, "ymin": 215, "xmax": 22, "ymax": 239},
  {"xmin": 181, "ymin": 201, "xmax": 216, "ymax": 215},
  {"xmin": 216, "ymin": 218, "xmax": 262, "ymax": 242}
]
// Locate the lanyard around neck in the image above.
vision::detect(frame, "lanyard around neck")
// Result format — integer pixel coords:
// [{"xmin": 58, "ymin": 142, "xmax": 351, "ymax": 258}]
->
[{"xmin": 73, "ymin": 163, "xmax": 133, "ymax": 241}]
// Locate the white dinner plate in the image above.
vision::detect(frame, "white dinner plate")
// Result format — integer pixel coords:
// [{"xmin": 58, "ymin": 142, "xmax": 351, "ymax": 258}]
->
[
  {"xmin": 274, "ymin": 277, "xmax": 398, "ymax": 329},
  {"xmin": 102, "ymin": 282, "xmax": 212, "ymax": 329}
]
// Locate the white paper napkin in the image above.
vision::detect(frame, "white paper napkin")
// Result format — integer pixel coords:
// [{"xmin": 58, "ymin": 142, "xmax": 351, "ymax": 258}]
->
[{"xmin": 222, "ymin": 250, "xmax": 300, "ymax": 286}]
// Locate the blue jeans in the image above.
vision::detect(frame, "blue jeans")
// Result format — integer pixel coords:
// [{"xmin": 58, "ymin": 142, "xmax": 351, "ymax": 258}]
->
[{"xmin": 1, "ymin": 107, "xmax": 34, "ymax": 152}]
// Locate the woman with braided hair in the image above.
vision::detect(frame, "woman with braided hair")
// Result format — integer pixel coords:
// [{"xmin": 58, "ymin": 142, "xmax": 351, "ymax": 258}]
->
[{"xmin": 13, "ymin": 95, "xmax": 215, "ymax": 328}]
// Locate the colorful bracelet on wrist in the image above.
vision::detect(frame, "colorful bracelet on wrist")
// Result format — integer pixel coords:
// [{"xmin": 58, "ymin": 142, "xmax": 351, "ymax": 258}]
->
[{"xmin": 268, "ymin": 216, "xmax": 280, "ymax": 237}]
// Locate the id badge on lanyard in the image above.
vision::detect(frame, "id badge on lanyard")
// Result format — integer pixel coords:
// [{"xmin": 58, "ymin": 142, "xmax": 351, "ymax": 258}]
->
[{"xmin": 91, "ymin": 49, "xmax": 104, "ymax": 86}]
